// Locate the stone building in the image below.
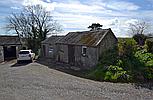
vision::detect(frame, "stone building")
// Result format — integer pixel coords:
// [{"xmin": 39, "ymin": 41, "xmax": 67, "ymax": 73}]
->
[
  {"xmin": 55, "ymin": 28, "xmax": 118, "ymax": 69},
  {"xmin": 41, "ymin": 36, "xmax": 64, "ymax": 59},
  {"xmin": 0, "ymin": 35, "xmax": 21, "ymax": 61}
]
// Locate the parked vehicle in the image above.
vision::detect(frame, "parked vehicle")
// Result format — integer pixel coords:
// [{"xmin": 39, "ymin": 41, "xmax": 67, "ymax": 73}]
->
[{"xmin": 17, "ymin": 50, "xmax": 35, "ymax": 63}]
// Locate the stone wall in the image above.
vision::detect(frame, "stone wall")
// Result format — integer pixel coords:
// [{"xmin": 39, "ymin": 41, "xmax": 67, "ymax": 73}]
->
[
  {"xmin": 55, "ymin": 31, "xmax": 117, "ymax": 69},
  {"xmin": 41, "ymin": 44, "xmax": 53, "ymax": 58},
  {"xmin": 98, "ymin": 31, "xmax": 117, "ymax": 57},
  {"xmin": 56, "ymin": 44, "xmax": 68, "ymax": 63},
  {"xmin": 74, "ymin": 45, "xmax": 98, "ymax": 69},
  {"xmin": 56, "ymin": 44, "xmax": 98, "ymax": 69}
]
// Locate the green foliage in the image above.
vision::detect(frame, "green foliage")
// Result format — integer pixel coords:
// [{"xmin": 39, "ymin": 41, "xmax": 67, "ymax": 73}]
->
[
  {"xmin": 146, "ymin": 60, "xmax": 153, "ymax": 67},
  {"xmin": 134, "ymin": 49, "xmax": 153, "ymax": 63},
  {"xmin": 88, "ymin": 38, "xmax": 153, "ymax": 82},
  {"xmin": 104, "ymin": 65, "xmax": 129, "ymax": 82},
  {"xmin": 116, "ymin": 59, "xmax": 124, "ymax": 67},
  {"xmin": 99, "ymin": 47, "xmax": 118, "ymax": 66},
  {"xmin": 133, "ymin": 34, "xmax": 147, "ymax": 46},
  {"xmin": 145, "ymin": 39, "xmax": 153, "ymax": 53},
  {"xmin": 117, "ymin": 39, "xmax": 144, "ymax": 74},
  {"xmin": 133, "ymin": 49, "xmax": 153, "ymax": 80},
  {"xmin": 88, "ymin": 65, "xmax": 130, "ymax": 82},
  {"xmin": 25, "ymin": 38, "xmax": 41, "ymax": 55},
  {"xmin": 121, "ymin": 56, "xmax": 144, "ymax": 71},
  {"xmin": 144, "ymin": 67, "xmax": 153, "ymax": 79},
  {"xmin": 118, "ymin": 38, "xmax": 137, "ymax": 57},
  {"xmin": 88, "ymin": 66, "xmax": 105, "ymax": 81}
]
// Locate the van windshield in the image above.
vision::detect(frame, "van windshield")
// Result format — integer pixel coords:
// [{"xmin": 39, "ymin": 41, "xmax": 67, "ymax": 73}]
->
[{"xmin": 19, "ymin": 51, "xmax": 29, "ymax": 54}]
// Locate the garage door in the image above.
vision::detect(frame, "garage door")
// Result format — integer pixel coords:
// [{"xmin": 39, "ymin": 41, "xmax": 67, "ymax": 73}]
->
[{"xmin": 4, "ymin": 46, "xmax": 16, "ymax": 60}]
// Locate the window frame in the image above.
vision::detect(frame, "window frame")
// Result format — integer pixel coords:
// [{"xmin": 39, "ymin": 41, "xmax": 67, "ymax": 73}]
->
[
  {"xmin": 82, "ymin": 46, "xmax": 87, "ymax": 56},
  {"xmin": 49, "ymin": 45, "xmax": 53, "ymax": 53}
]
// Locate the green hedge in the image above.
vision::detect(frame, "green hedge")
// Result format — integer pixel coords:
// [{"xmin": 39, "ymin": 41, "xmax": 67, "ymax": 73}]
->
[{"xmin": 88, "ymin": 38, "xmax": 153, "ymax": 82}]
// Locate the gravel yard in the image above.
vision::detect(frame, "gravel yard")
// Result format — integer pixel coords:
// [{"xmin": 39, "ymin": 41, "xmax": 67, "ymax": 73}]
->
[{"xmin": 0, "ymin": 60, "xmax": 153, "ymax": 100}]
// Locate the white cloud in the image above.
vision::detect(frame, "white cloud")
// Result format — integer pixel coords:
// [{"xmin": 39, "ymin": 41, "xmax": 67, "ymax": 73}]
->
[
  {"xmin": 107, "ymin": 1, "xmax": 140, "ymax": 11},
  {"xmin": 11, "ymin": 6, "xmax": 21, "ymax": 10},
  {"xmin": 0, "ymin": 0, "xmax": 23, "ymax": 4},
  {"xmin": 51, "ymin": 2, "xmax": 106, "ymax": 13},
  {"xmin": 7, "ymin": 0, "xmax": 152, "ymax": 37},
  {"xmin": 23, "ymin": 0, "xmax": 54, "ymax": 11},
  {"xmin": 46, "ymin": 0, "xmax": 51, "ymax": 3},
  {"xmin": 125, "ymin": 19, "xmax": 138, "ymax": 25},
  {"xmin": 53, "ymin": 12, "xmax": 136, "ymax": 37},
  {"xmin": 53, "ymin": 12, "xmax": 116, "ymax": 28}
]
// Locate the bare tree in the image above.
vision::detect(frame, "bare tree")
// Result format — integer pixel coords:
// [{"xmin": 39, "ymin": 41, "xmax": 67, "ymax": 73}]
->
[
  {"xmin": 129, "ymin": 21, "xmax": 149, "ymax": 35},
  {"xmin": 6, "ymin": 5, "xmax": 62, "ymax": 53},
  {"xmin": 129, "ymin": 21, "xmax": 150, "ymax": 46}
]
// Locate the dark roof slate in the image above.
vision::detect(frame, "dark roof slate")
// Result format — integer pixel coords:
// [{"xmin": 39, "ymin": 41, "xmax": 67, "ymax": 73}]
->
[
  {"xmin": 41, "ymin": 35, "xmax": 64, "ymax": 44},
  {"xmin": 0, "ymin": 35, "xmax": 21, "ymax": 46},
  {"xmin": 57, "ymin": 29, "xmax": 113, "ymax": 46}
]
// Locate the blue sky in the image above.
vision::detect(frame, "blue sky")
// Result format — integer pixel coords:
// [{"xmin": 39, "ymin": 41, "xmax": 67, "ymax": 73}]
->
[{"xmin": 0, "ymin": 0, "xmax": 153, "ymax": 37}]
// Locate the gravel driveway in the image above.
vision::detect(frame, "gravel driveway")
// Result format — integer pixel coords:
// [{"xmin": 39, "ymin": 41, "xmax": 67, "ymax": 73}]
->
[{"xmin": 0, "ymin": 60, "xmax": 153, "ymax": 100}]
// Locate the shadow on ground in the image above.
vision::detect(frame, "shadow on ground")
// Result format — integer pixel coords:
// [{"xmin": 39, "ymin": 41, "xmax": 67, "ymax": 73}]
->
[
  {"xmin": 36, "ymin": 57, "xmax": 89, "ymax": 78},
  {"xmin": 37, "ymin": 57, "xmax": 153, "ymax": 90},
  {"xmin": 11, "ymin": 62, "xmax": 30, "ymax": 67},
  {"xmin": 133, "ymin": 82, "xmax": 153, "ymax": 90}
]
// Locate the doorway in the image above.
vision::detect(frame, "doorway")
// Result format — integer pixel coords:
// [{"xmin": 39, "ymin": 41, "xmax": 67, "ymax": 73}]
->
[
  {"xmin": 4, "ymin": 46, "xmax": 17, "ymax": 60},
  {"xmin": 68, "ymin": 45, "xmax": 75, "ymax": 65}
]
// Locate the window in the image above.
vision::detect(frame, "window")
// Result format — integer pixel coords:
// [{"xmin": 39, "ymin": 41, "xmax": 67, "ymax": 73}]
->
[
  {"xmin": 82, "ymin": 46, "xmax": 87, "ymax": 56},
  {"xmin": 19, "ymin": 51, "xmax": 29, "ymax": 54},
  {"xmin": 49, "ymin": 46, "xmax": 53, "ymax": 53}
]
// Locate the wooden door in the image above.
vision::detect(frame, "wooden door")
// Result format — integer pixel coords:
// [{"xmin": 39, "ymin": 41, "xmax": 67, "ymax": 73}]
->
[
  {"xmin": 68, "ymin": 45, "xmax": 75, "ymax": 65},
  {"xmin": 42, "ymin": 45, "xmax": 46, "ymax": 57}
]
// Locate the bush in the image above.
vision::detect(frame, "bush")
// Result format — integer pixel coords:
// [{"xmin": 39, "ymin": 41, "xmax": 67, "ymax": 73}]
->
[
  {"xmin": 134, "ymin": 49, "xmax": 153, "ymax": 63},
  {"xmin": 145, "ymin": 39, "xmax": 153, "ymax": 53},
  {"xmin": 134, "ymin": 50, "xmax": 153, "ymax": 81},
  {"xmin": 104, "ymin": 65, "xmax": 130, "ymax": 82},
  {"xmin": 133, "ymin": 34, "xmax": 147, "ymax": 46},
  {"xmin": 88, "ymin": 38, "xmax": 153, "ymax": 82},
  {"xmin": 146, "ymin": 60, "xmax": 153, "ymax": 67},
  {"xmin": 144, "ymin": 60, "xmax": 153, "ymax": 80},
  {"xmin": 88, "ymin": 64, "xmax": 130, "ymax": 82},
  {"xmin": 144, "ymin": 67, "xmax": 153, "ymax": 80},
  {"xmin": 88, "ymin": 66, "xmax": 105, "ymax": 81},
  {"xmin": 99, "ymin": 47, "xmax": 118, "ymax": 66},
  {"xmin": 118, "ymin": 38, "xmax": 137, "ymax": 58}
]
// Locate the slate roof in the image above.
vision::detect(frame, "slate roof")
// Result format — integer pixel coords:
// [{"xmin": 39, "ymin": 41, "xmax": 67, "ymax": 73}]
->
[
  {"xmin": 57, "ymin": 28, "xmax": 114, "ymax": 47},
  {"xmin": 0, "ymin": 35, "xmax": 21, "ymax": 46},
  {"xmin": 41, "ymin": 35, "xmax": 65, "ymax": 44}
]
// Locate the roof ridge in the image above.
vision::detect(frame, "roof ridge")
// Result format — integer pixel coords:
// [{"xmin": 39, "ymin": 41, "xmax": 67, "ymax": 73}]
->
[
  {"xmin": 95, "ymin": 30, "xmax": 109, "ymax": 46},
  {"xmin": 68, "ymin": 28, "xmax": 110, "ymax": 33}
]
